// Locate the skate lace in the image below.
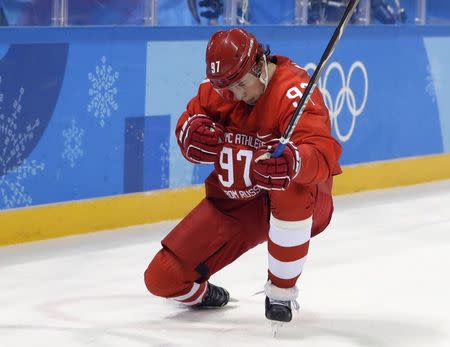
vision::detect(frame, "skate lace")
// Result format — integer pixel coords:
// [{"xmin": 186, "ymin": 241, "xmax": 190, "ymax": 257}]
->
[
  {"xmin": 253, "ymin": 290, "xmax": 300, "ymax": 312},
  {"xmin": 270, "ymin": 298, "xmax": 300, "ymax": 311},
  {"xmin": 201, "ymin": 283, "xmax": 229, "ymax": 307},
  {"xmin": 203, "ymin": 284, "xmax": 219, "ymax": 305},
  {"xmin": 253, "ymin": 289, "xmax": 265, "ymax": 296}
]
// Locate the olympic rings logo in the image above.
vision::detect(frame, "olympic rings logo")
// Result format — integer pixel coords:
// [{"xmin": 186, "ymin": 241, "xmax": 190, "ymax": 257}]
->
[{"xmin": 305, "ymin": 61, "xmax": 368, "ymax": 142}]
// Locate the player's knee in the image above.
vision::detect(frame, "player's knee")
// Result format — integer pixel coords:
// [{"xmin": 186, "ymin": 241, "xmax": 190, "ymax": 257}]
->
[{"xmin": 144, "ymin": 248, "xmax": 188, "ymax": 298}]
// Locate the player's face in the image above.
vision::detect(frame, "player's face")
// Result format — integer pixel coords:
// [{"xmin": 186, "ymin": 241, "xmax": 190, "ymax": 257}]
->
[{"xmin": 227, "ymin": 73, "xmax": 264, "ymax": 105}]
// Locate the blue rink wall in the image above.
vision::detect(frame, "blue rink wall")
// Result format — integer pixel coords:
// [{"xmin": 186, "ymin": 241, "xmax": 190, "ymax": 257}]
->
[{"xmin": 1, "ymin": 26, "xmax": 450, "ymax": 245}]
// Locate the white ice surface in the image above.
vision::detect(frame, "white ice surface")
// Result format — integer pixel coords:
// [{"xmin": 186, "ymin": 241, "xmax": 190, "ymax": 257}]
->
[{"xmin": 1, "ymin": 180, "xmax": 450, "ymax": 347}]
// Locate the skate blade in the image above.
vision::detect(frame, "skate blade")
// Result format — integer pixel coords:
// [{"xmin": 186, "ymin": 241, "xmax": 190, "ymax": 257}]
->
[{"xmin": 270, "ymin": 321, "xmax": 284, "ymax": 337}]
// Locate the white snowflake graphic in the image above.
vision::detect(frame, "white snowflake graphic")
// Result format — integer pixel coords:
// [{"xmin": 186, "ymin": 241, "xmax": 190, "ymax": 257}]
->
[
  {"xmin": 0, "ymin": 79, "xmax": 45, "ymax": 209},
  {"xmin": 62, "ymin": 119, "xmax": 84, "ymax": 168},
  {"xmin": 0, "ymin": 159, "xmax": 44, "ymax": 208},
  {"xmin": 425, "ymin": 64, "xmax": 437, "ymax": 103},
  {"xmin": 87, "ymin": 56, "xmax": 119, "ymax": 127}
]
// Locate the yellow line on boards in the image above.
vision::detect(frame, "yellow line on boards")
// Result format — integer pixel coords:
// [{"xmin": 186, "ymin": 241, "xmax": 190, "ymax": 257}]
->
[
  {"xmin": 333, "ymin": 153, "xmax": 450, "ymax": 195},
  {"xmin": 0, "ymin": 186, "xmax": 205, "ymax": 246},
  {"xmin": 1, "ymin": 153, "xmax": 449, "ymax": 246}
]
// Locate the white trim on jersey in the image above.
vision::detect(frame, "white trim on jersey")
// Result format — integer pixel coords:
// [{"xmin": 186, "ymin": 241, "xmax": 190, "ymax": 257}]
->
[
  {"xmin": 177, "ymin": 284, "xmax": 208, "ymax": 306},
  {"xmin": 268, "ymin": 254, "xmax": 307, "ymax": 280},
  {"xmin": 171, "ymin": 282, "xmax": 200, "ymax": 301},
  {"xmin": 269, "ymin": 215, "xmax": 312, "ymax": 247}
]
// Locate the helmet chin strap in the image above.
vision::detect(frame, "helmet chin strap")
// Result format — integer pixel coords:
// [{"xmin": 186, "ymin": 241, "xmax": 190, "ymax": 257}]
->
[{"xmin": 258, "ymin": 54, "xmax": 269, "ymax": 91}]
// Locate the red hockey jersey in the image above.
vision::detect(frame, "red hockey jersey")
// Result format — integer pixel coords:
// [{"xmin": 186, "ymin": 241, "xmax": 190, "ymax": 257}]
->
[{"xmin": 176, "ymin": 55, "xmax": 342, "ymax": 201}]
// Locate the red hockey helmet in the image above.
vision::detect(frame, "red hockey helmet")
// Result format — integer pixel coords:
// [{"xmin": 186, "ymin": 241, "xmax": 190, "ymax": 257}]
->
[{"xmin": 206, "ymin": 28, "xmax": 263, "ymax": 89}]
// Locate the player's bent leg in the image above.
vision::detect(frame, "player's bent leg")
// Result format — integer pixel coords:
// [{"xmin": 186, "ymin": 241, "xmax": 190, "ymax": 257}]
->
[
  {"xmin": 267, "ymin": 215, "xmax": 312, "ymax": 288},
  {"xmin": 144, "ymin": 248, "xmax": 202, "ymax": 302},
  {"xmin": 203, "ymin": 209, "xmax": 269, "ymax": 277},
  {"xmin": 163, "ymin": 194, "xmax": 269, "ymax": 280},
  {"xmin": 145, "ymin": 193, "xmax": 268, "ymax": 309},
  {"xmin": 266, "ymin": 180, "xmax": 336, "ymax": 322},
  {"xmin": 144, "ymin": 248, "xmax": 230, "ymax": 308},
  {"xmin": 144, "ymin": 247, "xmax": 231, "ymax": 307},
  {"xmin": 265, "ymin": 215, "xmax": 313, "ymax": 323}
]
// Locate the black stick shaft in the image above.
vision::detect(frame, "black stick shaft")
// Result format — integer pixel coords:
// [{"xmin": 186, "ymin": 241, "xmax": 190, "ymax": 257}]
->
[{"xmin": 272, "ymin": 0, "xmax": 360, "ymax": 158}]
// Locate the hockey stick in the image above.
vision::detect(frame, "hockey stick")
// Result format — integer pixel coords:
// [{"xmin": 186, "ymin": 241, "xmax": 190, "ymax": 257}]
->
[{"xmin": 271, "ymin": 0, "xmax": 360, "ymax": 158}]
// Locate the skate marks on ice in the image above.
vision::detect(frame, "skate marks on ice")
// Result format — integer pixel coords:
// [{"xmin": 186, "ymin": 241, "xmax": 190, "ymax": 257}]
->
[
  {"xmin": 0, "ymin": 323, "xmax": 172, "ymax": 347},
  {"xmin": 1, "ymin": 293, "xmax": 442, "ymax": 347},
  {"xmin": 1, "ymin": 294, "xmax": 236, "ymax": 347},
  {"xmin": 266, "ymin": 313, "xmax": 444, "ymax": 346},
  {"xmin": 1, "ymin": 181, "xmax": 450, "ymax": 346},
  {"xmin": 0, "ymin": 315, "xmax": 443, "ymax": 347}
]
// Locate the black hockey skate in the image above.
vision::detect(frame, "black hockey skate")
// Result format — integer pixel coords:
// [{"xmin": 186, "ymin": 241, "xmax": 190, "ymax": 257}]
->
[
  {"xmin": 199, "ymin": 282, "xmax": 229, "ymax": 308},
  {"xmin": 265, "ymin": 296, "xmax": 292, "ymax": 322}
]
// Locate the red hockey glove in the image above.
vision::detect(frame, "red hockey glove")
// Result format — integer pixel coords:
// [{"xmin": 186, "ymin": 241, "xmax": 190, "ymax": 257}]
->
[
  {"xmin": 179, "ymin": 114, "xmax": 225, "ymax": 164},
  {"xmin": 251, "ymin": 140, "xmax": 301, "ymax": 190}
]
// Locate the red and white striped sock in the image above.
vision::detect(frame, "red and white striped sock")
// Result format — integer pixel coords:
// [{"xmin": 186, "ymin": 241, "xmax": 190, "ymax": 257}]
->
[
  {"xmin": 268, "ymin": 215, "xmax": 312, "ymax": 289},
  {"xmin": 170, "ymin": 281, "xmax": 208, "ymax": 306}
]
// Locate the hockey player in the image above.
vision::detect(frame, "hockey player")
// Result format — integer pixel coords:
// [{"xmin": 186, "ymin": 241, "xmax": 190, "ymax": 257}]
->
[{"xmin": 144, "ymin": 28, "xmax": 342, "ymax": 323}]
